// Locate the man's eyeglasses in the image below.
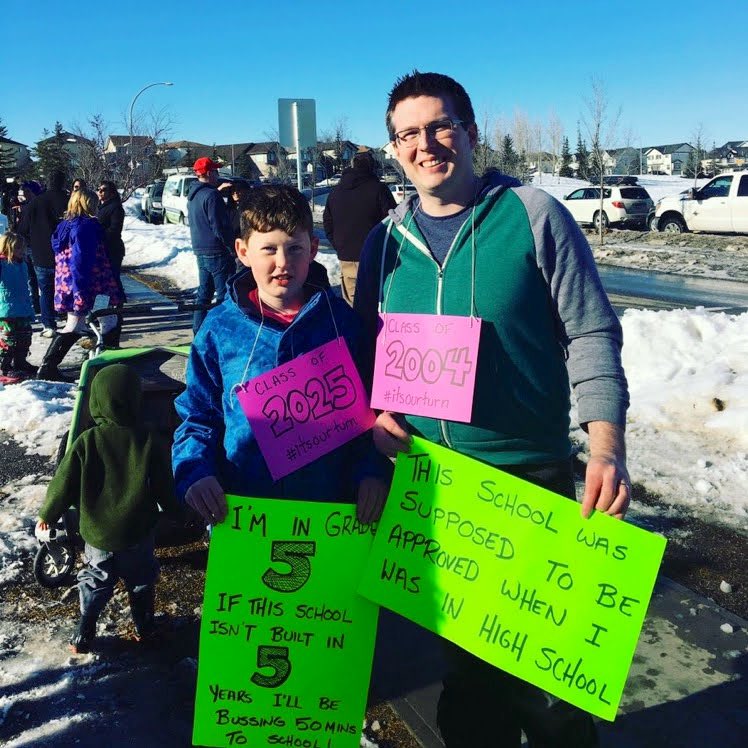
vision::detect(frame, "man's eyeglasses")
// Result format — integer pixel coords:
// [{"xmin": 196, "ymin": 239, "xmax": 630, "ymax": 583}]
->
[{"xmin": 393, "ymin": 118, "xmax": 464, "ymax": 147}]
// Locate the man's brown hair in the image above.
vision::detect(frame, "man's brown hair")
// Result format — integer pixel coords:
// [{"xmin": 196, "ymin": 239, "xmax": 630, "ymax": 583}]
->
[
  {"xmin": 386, "ymin": 70, "xmax": 476, "ymax": 140},
  {"xmin": 239, "ymin": 184, "xmax": 313, "ymax": 241}
]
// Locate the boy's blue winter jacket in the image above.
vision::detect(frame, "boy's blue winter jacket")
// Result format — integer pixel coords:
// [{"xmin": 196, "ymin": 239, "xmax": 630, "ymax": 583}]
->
[{"xmin": 172, "ymin": 269, "xmax": 391, "ymax": 504}]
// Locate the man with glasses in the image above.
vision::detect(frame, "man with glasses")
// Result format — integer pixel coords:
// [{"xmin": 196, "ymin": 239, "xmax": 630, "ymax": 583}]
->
[{"xmin": 354, "ymin": 71, "xmax": 629, "ymax": 747}]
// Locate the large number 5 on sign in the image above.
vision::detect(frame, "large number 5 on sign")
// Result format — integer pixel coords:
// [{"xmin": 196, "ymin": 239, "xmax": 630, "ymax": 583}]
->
[
  {"xmin": 262, "ymin": 541, "xmax": 317, "ymax": 593},
  {"xmin": 250, "ymin": 645, "xmax": 291, "ymax": 688}
]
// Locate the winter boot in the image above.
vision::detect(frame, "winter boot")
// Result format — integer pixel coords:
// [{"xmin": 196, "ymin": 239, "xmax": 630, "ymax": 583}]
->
[
  {"xmin": 12, "ymin": 332, "xmax": 36, "ymax": 376},
  {"xmin": 69, "ymin": 613, "xmax": 98, "ymax": 654},
  {"xmin": 36, "ymin": 332, "xmax": 81, "ymax": 382},
  {"xmin": 129, "ymin": 586, "xmax": 156, "ymax": 641}
]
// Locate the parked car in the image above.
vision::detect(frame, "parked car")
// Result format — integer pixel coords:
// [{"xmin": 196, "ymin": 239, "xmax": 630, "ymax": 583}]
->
[
  {"xmin": 598, "ymin": 175, "xmax": 639, "ymax": 186},
  {"xmin": 162, "ymin": 173, "xmax": 198, "ymax": 225},
  {"xmin": 562, "ymin": 185, "xmax": 654, "ymax": 229},
  {"xmin": 140, "ymin": 184, "xmax": 154, "ymax": 215},
  {"xmin": 652, "ymin": 172, "xmax": 748, "ymax": 234},
  {"xmin": 390, "ymin": 183, "xmax": 417, "ymax": 204},
  {"xmin": 143, "ymin": 180, "xmax": 165, "ymax": 223}
]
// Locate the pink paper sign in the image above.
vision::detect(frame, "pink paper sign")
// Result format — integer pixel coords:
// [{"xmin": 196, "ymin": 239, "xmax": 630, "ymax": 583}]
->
[
  {"xmin": 236, "ymin": 337, "xmax": 375, "ymax": 481},
  {"xmin": 371, "ymin": 313, "xmax": 482, "ymax": 423}
]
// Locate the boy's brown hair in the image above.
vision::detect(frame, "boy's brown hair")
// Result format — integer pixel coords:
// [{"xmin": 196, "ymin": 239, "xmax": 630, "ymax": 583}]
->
[{"xmin": 239, "ymin": 184, "xmax": 313, "ymax": 241}]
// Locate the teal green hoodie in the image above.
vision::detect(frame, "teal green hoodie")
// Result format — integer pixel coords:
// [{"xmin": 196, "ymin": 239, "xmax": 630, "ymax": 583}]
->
[
  {"xmin": 40, "ymin": 364, "xmax": 178, "ymax": 551},
  {"xmin": 354, "ymin": 173, "xmax": 628, "ymax": 467}
]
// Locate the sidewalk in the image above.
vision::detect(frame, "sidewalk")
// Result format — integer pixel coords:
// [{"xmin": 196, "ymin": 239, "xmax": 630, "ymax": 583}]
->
[
  {"xmin": 121, "ymin": 275, "xmax": 748, "ymax": 747},
  {"xmin": 371, "ymin": 578, "xmax": 747, "ymax": 747}
]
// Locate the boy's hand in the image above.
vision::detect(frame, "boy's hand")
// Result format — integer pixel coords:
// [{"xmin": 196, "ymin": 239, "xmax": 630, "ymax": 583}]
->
[
  {"xmin": 185, "ymin": 476, "xmax": 228, "ymax": 525},
  {"xmin": 36, "ymin": 519, "xmax": 49, "ymax": 533},
  {"xmin": 356, "ymin": 477, "xmax": 390, "ymax": 525},
  {"xmin": 373, "ymin": 411, "xmax": 411, "ymax": 457}
]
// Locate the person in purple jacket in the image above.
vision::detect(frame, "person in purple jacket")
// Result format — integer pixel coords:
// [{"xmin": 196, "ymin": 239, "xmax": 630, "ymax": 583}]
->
[{"xmin": 36, "ymin": 189, "xmax": 123, "ymax": 381}]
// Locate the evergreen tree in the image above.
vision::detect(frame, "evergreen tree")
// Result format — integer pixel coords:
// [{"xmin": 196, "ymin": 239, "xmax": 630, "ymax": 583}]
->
[
  {"xmin": 575, "ymin": 128, "xmax": 589, "ymax": 180},
  {"xmin": 559, "ymin": 136, "xmax": 573, "ymax": 177},
  {"xmin": 499, "ymin": 135, "xmax": 520, "ymax": 179},
  {"xmin": 235, "ymin": 151, "xmax": 255, "ymax": 180},
  {"xmin": 0, "ymin": 118, "xmax": 17, "ymax": 181},
  {"xmin": 178, "ymin": 147, "xmax": 194, "ymax": 168},
  {"xmin": 34, "ymin": 122, "xmax": 72, "ymax": 182}
]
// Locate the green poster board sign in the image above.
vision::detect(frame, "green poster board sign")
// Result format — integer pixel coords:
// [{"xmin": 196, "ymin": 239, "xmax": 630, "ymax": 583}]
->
[
  {"xmin": 193, "ymin": 496, "xmax": 379, "ymax": 747},
  {"xmin": 358, "ymin": 438, "xmax": 666, "ymax": 721}
]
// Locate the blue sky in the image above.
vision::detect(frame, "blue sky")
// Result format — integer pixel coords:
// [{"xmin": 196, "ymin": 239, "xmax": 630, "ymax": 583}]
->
[{"xmin": 6, "ymin": 1, "xmax": 746, "ymax": 154}]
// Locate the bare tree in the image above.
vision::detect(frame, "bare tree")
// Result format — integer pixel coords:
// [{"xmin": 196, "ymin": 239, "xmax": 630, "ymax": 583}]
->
[
  {"xmin": 533, "ymin": 120, "xmax": 544, "ymax": 184},
  {"xmin": 263, "ymin": 127, "xmax": 295, "ymax": 184},
  {"xmin": 319, "ymin": 115, "xmax": 352, "ymax": 173},
  {"xmin": 473, "ymin": 110, "xmax": 500, "ymax": 175},
  {"xmin": 690, "ymin": 123, "xmax": 709, "ymax": 186},
  {"xmin": 116, "ymin": 105, "xmax": 175, "ymax": 199},
  {"xmin": 70, "ymin": 114, "xmax": 109, "ymax": 188},
  {"xmin": 547, "ymin": 110, "xmax": 563, "ymax": 183},
  {"xmin": 512, "ymin": 110, "xmax": 532, "ymax": 177},
  {"xmin": 581, "ymin": 78, "xmax": 621, "ymax": 245}
]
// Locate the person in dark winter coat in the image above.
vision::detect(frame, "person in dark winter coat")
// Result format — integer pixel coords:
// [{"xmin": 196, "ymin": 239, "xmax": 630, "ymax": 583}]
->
[
  {"xmin": 17, "ymin": 170, "xmax": 68, "ymax": 336},
  {"xmin": 0, "ymin": 232, "xmax": 36, "ymax": 382},
  {"xmin": 95, "ymin": 180, "xmax": 126, "ymax": 299},
  {"xmin": 36, "ymin": 189, "xmax": 123, "ymax": 381},
  {"xmin": 37, "ymin": 364, "xmax": 179, "ymax": 653},
  {"xmin": 187, "ymin": 157, "xmax": 235, "ymax": 333},
  {"xmin": 322, "ymin": 152, "xmax": 395, "ymax": 304}
]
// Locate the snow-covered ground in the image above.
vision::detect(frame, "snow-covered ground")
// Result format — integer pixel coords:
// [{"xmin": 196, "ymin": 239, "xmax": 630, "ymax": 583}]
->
[{"xmin": 1, "ymin": 182, "xmax": 747, "ymax": 591}]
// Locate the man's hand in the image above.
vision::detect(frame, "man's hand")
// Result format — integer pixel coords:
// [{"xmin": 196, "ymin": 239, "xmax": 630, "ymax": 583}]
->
[
  {"xmin": 185, "ymin": 476, "xmax": 228, "ymax": 525},
  {"xmin": 373, "ymin": 411, "xmax": 411, "ymax": 457},
  {"xmin": 356, "ymin": 477, "xmax": 390, "ymax": 524},
  {"xmin": 35, "ymin": 519, "xmax": 49, "ymax": 536},
  {"xmin": 581, "ymin": 421, "xmax": 630, "ymax": 520}
]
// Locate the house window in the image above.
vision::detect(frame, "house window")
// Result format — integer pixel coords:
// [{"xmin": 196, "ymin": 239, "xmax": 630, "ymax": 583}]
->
[{"xmin": 267, "ymin": 151, "xmax": 276, "ymax": 164}]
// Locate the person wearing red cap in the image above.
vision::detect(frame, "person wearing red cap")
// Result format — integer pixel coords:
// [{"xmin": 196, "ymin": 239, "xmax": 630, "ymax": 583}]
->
[{"xmin": 188, "ymin": 157, "xmax": 235, "ymax": 333}]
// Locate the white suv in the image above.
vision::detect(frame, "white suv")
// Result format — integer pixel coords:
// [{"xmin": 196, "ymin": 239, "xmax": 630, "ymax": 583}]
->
[{"xmin": 563, "ymin": 185, "xmax": 654, "ymax": 230}]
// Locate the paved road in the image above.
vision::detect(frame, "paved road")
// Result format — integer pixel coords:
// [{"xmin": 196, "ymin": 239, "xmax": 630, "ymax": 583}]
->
[{"xmin": 599, "ymin": 265, "xmax": 748, "ymax": 314}]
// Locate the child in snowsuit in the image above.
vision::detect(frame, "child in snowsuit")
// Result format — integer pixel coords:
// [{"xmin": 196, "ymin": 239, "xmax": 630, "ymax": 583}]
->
[
  {"xmin": 0, "ymin": 232, "xmax": 36, "ymax": 383},
  {"xmin": 37, "ymin": 364, "xmax": 179, "ymax": 653}
]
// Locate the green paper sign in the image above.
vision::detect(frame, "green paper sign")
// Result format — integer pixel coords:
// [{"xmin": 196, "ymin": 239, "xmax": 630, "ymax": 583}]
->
[
  {"xmin": 193, "ymin": 496, "xmax": 379, "ymax": 747},
  {"xmin": 358, "ymin": 438, "xmax": 666, "ymax": 721}
]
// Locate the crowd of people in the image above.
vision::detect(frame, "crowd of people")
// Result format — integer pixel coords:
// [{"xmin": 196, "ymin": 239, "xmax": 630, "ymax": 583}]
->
[
  {"xmin": 0, "ymin": 173, "xmax": 125, "ymax": 383},
  {"xmin": 8, "ymin": 70, "xmax": 630, "ymax": 746}
]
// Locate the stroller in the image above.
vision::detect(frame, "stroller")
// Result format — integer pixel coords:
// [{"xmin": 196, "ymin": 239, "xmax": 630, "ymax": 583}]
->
[{"xmin": 33, "ymin": 303, "xmax": 205, "ymax": 587}]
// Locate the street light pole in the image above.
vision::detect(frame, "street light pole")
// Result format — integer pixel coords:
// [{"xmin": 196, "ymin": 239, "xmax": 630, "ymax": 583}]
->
[{"xmin": 128, "ymin": 81, "xmax": 173, "ymax": 171}]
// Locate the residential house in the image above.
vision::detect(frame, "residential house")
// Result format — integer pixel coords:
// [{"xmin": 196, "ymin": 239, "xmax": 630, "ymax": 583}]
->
[
  {"xmin": 568, "ymin": 149, "xmax": 616, "ymax": 178},
  {"xmin": 104, "ymin": 134, "xmax": 155, "ymax": 158},
  {"xmin": 705, "ymin": 140, "xmax": 748, "ymax": 173},
  {"xmin": 247, "ymin": 142, "xmax": 287, "ymax": 179},
  {"xmin": 36, "ymin": 130, "xmax": 93, "ymax": 169},
  {"xmin": 645, "ymin": 143, "xmax": 695, "ymax": 175},
  {"xmin": 608, "ymin": 147, "xmax": 644, "ymax": 175},
  {"xmin": 0, "ymin": 136, "xmax": 31, "ymax": 175}
]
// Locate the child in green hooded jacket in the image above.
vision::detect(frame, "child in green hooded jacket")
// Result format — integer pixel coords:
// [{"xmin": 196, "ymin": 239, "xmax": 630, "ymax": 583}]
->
[{"xmin": 37, "ymin": 364, "xmax": 179, "ymax": 653}]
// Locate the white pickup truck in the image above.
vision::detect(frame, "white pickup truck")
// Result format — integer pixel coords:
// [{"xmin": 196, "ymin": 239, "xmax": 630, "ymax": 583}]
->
[{"xmin": 653, "ymin": 171, "xmax": 748, "ymax": 234}]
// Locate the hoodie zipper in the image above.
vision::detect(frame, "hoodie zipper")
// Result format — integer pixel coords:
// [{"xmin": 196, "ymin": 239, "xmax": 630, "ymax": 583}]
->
[{"xmin": 395, "ymin": 210, "xmax": 475, "ymax": 449}]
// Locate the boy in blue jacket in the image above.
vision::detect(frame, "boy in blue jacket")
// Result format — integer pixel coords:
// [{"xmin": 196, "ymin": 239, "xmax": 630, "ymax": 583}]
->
[{"xmin": 172, "ymin": 185, "xmax": 391, "ymax": 525}]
